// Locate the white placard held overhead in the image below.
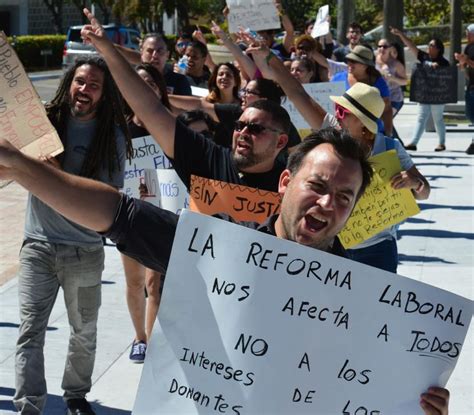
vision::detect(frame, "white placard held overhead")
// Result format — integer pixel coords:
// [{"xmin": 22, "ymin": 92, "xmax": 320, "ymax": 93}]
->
[
  {"xmin": 133, "ymin": 211, "xmax": 473, "ymax": 414},
  {"xmin": 227, "ymin": 0, "xmax": 281, "ymax": 34},
  {"xmin": 311, "ymin": 5, "xmax": 330, "ymax": 38},
  {"xmin": 281, "ymin": 81, "xmax": 345, "ymax": 129}
]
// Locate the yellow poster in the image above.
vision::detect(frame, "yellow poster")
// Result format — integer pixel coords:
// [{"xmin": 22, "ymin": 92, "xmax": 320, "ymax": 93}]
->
[
  {"xmin": 189, "ymin": 175, "xmax": 281, "ymax": 223},
  {"xmin": 0, "ymin": 32, "xmax": 63, "ymax": 159},
  {"xmin": 339, "ymin": 150, "xmax": 420, "ymax": 249}
]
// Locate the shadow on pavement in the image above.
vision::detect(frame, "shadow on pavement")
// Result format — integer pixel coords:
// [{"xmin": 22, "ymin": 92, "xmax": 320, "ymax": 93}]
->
[
  {"xmin": 0, "ymin": 387, "xmax": 131, "ymax": 414},
  {"xmin": 398, "ymin": 229, "xmax": 474, "ymax": 240},
  {"xmin": 0, "ymin": 322, "xmax": 58, "ymax": 331},
  {"xmin": 398, "ymin": 254, "xmax": 456, "ymax": 264},
  {"xmin": 419, "ymin": 203, "xmax": 474, "ymax": 211},
  {"xmin": 424, "ymin": 175, "xmax": 462, "ymax": 181},
  {"xmin": 405, "ymin": 217, "xmax": 436, "ymax": 224}
]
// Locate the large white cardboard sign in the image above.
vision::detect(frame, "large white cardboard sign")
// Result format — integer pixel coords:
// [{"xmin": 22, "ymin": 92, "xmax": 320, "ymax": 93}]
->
[
  {"xmin": 227, "ymin": 0, "xmax": 281, "ymax": 34},
  {"xmin": 133, "ymin": 211, "xmax": 473, "ymax": 414},
  {"xmin": 0, "ymin": 31, "xmax": 63, "ymax": 188},
  {"xmin": 282, "ymin": 81, "xmax": 346, "ymax": 129}
]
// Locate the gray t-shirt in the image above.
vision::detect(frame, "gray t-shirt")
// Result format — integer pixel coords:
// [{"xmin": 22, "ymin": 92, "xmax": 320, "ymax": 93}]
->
[{"xmin": 25, "ymin": 117, "xmax": 126, "ymax": 247}]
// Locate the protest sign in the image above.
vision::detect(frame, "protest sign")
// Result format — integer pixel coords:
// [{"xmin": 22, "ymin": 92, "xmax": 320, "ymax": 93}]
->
[
  {"xmin": 409, "ymin": 63, "xmax": 458, "ymax": 104},
  {"xmin": 157, "ymin": 169, "xmax": 189, "ymax": 215},
  {"xmin": 0, "ymin": 32, "xmax": 63, "ymax": 159},
  {"xmin": 123, "ymin": 135, "xmax": 173, "ymax": 199},
  {"xmin": 281, "ymin": 81, "xmax": 345, "ymax": 129},
  {"xmin": 310, "ymin": 5, "xmax": 330, "ymax": 38},
  {"xmin": 191, "ymin": 86, "xmax": 209, "ymax": 97},
  {"xmin": 189, "ymin": 175, "xmax": 280, "ymax": 222},
  {"xmin": 339, "ymin": 150, "xmax": 420, "ymax": 249},
  {"xmin": 227, "ymin": 0, "xmax": 281, "ymax": 34},
  {"xmin": 133, "ymin": 210, "xmax": 473, "ymax": 414}
]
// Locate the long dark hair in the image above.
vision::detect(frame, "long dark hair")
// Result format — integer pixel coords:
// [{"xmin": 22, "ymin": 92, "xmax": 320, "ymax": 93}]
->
[
  {"xmin": 45, "ymin": 57, "xmax": 132, "ymax": 180},
  {"xmin": 206, "ymin": 62, "xmax": 241, "ymax": 103},
  {"xmin": 135, "ymin": 63, "xmax": 171, "ymax": 110}
]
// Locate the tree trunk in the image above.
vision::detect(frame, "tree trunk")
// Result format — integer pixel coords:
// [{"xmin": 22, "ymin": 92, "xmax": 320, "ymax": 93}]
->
[{"xmin": 43, "ymin": 0, "xmax": 63, "ymax": 34}]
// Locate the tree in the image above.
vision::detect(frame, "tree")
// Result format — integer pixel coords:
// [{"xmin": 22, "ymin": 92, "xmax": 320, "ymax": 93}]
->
[{"xmin": 43, "ymin": 0, "xmax": 64, "ymax": 33}]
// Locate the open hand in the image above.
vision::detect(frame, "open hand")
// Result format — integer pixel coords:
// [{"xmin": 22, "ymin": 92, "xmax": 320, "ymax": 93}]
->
[{"xmin": 420, "ymin": 387, "xmax": 449, "ymax": 415}]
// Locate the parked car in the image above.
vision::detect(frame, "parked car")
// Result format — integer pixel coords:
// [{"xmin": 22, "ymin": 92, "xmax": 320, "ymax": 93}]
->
[{"xmin": 62, "ymin": 24, "xmax": 141, "ymax": 70}]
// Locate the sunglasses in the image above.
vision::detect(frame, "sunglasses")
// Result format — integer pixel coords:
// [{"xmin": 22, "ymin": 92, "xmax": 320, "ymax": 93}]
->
[
  {"xmin": 377, "ymin": 44, "xmax": 390, "ymax": 49},
  {"xmin": 177, "ymin": 41, "xmax": 190, "ymax": 48},
  {"xmin": 234, "ymin": 121, "xmax": 281, "ymax": 135},
  {"xmin": 335, "ymin": 103, "xmax": 351, "ymax": 120}
]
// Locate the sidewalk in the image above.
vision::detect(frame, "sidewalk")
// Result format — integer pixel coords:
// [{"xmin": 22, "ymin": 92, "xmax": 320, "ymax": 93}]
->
[{"xmin": 0, "ymin": 102, "xmax": 473, "ymax": 414}]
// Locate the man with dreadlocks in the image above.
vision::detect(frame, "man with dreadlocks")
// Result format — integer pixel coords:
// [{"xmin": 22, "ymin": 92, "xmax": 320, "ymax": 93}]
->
[{"xmin": 13, "ymin": 57, "xmax": 132, "ymax": 415}]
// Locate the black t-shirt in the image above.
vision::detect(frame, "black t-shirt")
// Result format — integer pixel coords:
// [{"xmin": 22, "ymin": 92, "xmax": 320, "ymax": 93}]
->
[
  {"xmin": 214, "ymin": 103, "xmax": 302, "ymax": 150},
  {"xmin": 465, "ymin": 43, "xmax": 474, "ymax": 88},
  {"xmin": 417, "ymin": 50, "xmax": 450, "ymax": 67},
  {"xmin": 170, "ymin": 119, "xmax": 283, "ymax": 192},
  {"xmin": 128, "ymin": 122, "xmax": 149, "ymax": 139},
  {"xmin": 185, "ymin": 68, "xmax": 211, "ymax": 88},
  {"xmin": 163, "ymin": 64, "xmax": 192, "ymax": 96}
]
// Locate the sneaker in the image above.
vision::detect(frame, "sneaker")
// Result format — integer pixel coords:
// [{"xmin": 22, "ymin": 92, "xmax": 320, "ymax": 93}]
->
[
  {"xmin": 129, "ymin": 340, "xmax": 147, "ymax": 363},
  {"xmin": 66, "ymin": 398, "xmax": 96, "ymax": 415},
  {"xmin": 434, "ymin": 144, "xmax": 446, "ymax": 152},
  {"xmin": 466, "ymin": 142, "xmax": 474, "ymax": 155},
  {"xmin": 404, "ymin": 143, "xmax": 417, "ymax": 151}
]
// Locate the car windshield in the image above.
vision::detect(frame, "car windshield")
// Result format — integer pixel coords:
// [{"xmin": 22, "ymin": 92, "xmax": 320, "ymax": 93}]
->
[{"xmin": 68, "ymin": 27, "xmax": 121, "ymax": 43}]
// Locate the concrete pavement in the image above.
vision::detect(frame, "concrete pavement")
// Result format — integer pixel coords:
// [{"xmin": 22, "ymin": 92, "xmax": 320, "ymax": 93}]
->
[{"xmin": 0, "ymin": 101, "xmax": 473, "ymax": 414}]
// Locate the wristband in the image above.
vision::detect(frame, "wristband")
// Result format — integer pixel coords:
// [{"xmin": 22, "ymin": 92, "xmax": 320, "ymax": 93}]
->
[{"xmin": 265, "ymin": 51, "xmax": 275, "ymax": 65}]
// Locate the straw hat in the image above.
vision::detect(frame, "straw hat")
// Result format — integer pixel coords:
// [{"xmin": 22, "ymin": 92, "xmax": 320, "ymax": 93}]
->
[
  {"xmin": 345, "ymin": 45, "xmax": 375, "ymax": 67},
  {"xmin": 330, "ymin": 83, "xmax": 384, "ymax": 134}
]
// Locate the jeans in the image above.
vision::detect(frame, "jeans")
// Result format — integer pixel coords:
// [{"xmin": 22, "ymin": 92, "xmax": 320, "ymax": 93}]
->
[
  {"xmin": 14, "ymin": 240, "xmax": 104, "ymax": 414},
  {"xmin": 465, "ymin": 87, "xmax": 474, "ymax": 124},
  {"xmin": 347, "ymin": 238, "xmax": 398, "ymax": 273},
  {"xmin": 411, "ymin": 103, "xmax": 446, "ymax": 145}
]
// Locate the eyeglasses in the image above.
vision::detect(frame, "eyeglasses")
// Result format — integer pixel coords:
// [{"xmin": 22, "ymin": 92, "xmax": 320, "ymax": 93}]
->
[
  {"xmin": 234, "ymin": 121, "xmax": 281, "ymax": 135},
  {"xmin": 241, "ymin": 88, "xmax": 261, "ymax": 96},
  {"xmin": 377, "ymin": 44, "xmax": 390, "ymax": 49},
  {"xmin": 335, "ymin": 103, "xmax": 351, "ymax": 120}
]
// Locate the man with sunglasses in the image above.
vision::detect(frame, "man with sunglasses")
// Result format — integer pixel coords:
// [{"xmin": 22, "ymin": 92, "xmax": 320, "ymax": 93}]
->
[{"xmin": 79, "ymin": 10, "xmax": 291, "ymax": 193}]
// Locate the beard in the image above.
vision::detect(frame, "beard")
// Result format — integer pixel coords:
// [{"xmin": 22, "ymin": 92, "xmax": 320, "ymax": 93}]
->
[
  {"xmin": 69, "ymin": 94, "xmax": 100, "ymax": 119},
  {"xmin": 231, "ymin": 138, "xmax": 277, "ymax": 171}
]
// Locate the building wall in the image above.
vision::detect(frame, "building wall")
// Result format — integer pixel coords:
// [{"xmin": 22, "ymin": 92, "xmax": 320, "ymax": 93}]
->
[{"xmin": 28, "ymin": 0, "xmax": 85, "ymax": 35}]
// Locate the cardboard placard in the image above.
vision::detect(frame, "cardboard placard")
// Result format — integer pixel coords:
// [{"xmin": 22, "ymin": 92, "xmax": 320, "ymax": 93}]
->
[
  {"xmin": 310, "ymin": 5, "xmax": 330, "ymax": 38},
  {"xmin": 189, "ymin": 175, "xmax": 280, "ymax": 223},
  {"xmin": 281, "ymin": 81, "xmax": 345, "ymax": 129},
  {"xmin": 339, "ymin": 150, "xmax": 420, "ymax": 249},
  {"xmin": 409, "ymin": 63, "xmax": 458, "ymax": 104},
  {"xmin": 0, "ymin": 32, "xmax": 63, "ymax": 159},
  {"xmin": 227, "ymin": 0, "xmax": 281, "ymax": 34},
  {"xmin": 133, "ymin": 210, "xmax": 473, "ymax": 414}
]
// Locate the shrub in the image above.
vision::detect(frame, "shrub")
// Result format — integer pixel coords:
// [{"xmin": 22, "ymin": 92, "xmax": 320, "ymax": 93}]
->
[{"xmin": 8, "ymin": 35, "xmax": 66, "ymax": 70}]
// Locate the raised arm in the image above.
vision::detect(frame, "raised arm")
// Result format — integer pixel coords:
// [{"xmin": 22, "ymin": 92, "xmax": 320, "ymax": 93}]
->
[
  {"xmin": 168, "ymin": 94, "xmax": 219, "ymax": 121},
  {"xmin": 114, "ymin": 44, "xmax": 142, "ymax": 65},
  {"xmin": 276, "ymin": 1, "xmax": 295, "ymax": 54},
  {"xmin": 81, "ymin": 8, "xmax": 177, "ymax": 158},
  {"xmin": 211, "ymin": 21, "xmax": 258, "ymax": 80},
  {"xmin": 0, "ymin": 139, "xmax": 119, "ymax": 233},
  {"xmin": 247, "ymin": 44, "xmax": 327, "ymax": 130},
  {"xmin": 390, "ymin": 27, "xmax": 419, "ymax": 58}
]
